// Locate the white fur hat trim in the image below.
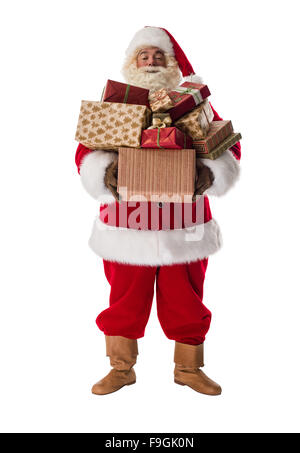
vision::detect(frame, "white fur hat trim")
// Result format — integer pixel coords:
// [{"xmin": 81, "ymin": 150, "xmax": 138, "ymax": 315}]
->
[{"xmin": 126, "ymin": 27, "xmax": 174, "ymax": 57}]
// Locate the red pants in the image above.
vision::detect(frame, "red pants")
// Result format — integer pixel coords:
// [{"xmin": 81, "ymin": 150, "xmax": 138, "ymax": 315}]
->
[{"xmin": 96, "ymin": 259, "xmax": 211, "ymax": 345}]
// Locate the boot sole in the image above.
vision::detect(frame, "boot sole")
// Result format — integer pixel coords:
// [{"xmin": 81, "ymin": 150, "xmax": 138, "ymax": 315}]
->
[
  {"xmin": 174, "ymin": 379, "xmax": 186, "ymax": 386},
  {"xmin": 92, "ymin": 380, "xmax": 136, "ymax": 396},
  {"xmin": 174, "ymin": 379, "xmax": 222, "ymax": 396}
]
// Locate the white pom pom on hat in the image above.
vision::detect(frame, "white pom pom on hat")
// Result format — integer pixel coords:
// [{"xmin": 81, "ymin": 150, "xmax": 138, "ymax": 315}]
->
[
  {"xmin": 126, "ymin": 26, "xmax": 203, "ymax": 80},
  {"xmin": 184, "ymin": 74, "xmax": 204, "ymax": 84}
]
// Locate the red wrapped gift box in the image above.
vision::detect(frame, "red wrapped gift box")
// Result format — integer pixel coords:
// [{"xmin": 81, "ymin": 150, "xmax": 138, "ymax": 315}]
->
[
  {"xmin": 192, "ymin": 120, "xmax": 233, "ymax": 154},
  {"xmin": 141, "ymin": 127, "xmax": 193, "ymax": 149},
  {"xmin": 102, "ymin": 79, "xmax": 150, "ymax": 107},
  {"xmin": 168, "ymin": 82, "xmax": 211, "ymax": 121}
]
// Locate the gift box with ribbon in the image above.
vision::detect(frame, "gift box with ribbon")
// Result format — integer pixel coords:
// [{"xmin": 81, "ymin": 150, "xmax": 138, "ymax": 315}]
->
[
  {"xmin": 149, "ymin": 88, "xmax": 174, "ymax": 113},
  {"xmin": 102, "ymin": 80, "xmax": 150, "ymax": 107},
  {"xmin": 117, "ymin": 147, "xmax": 196, "ymax": 203},
  {"xmin": 168, "ymin": 82, "xmax": 211, "ymax": 121},
  {"xmin": 174, "ymin": 100, "xmax": 214, "ymax": 139},
  {"xmin": 141, "ymin": 127, "xmax": 193, "ymax": 149},
  {"xmin": 75, "ymin": 101, "xmax": 151, "ymax": 149},
  {"xmin": 192, "ymin": 120, "xmax": 234, "ymax": 154},
  {"xmin": 194, "ymin": 132, "xmax": 242, "ymax": 160}
]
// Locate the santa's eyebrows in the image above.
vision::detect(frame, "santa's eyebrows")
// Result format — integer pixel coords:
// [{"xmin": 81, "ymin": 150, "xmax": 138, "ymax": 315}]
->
[{"xmin": 139, "ymin": 50, "xmax": 164, "ymax": 56}]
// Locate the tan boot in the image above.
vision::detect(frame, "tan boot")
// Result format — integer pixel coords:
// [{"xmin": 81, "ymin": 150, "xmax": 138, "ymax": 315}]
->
[
  {"xmin": 174, "ymin": 341, "xmax": 222, "ymax": 396},
  {"xmin": 92, "ymin": 335, "xmax": 138, "ymax": 395}
]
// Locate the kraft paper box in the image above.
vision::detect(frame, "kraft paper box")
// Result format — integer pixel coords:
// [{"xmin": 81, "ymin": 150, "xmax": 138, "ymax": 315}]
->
[
  {"xmin": 75, "ymin": 101, "xmax": 151, "ymax": 149},
  {"xmin": 117, "ymin": 147, "xmax": 196, "ymax": 203},
  {"xmin": 194, "ymin": 132, "xmax": 242, "ymax": 160},
  {"xmin": 141, "ymin": 127, "xmax": 193, "ymax": 149},
  {"xmin": 149, "ymin": 88, "xmax": 174, "ymax": 113},
  {"xmin": 102, "ymin": 80, "xmax": 150, "ymax": 107},
  {"xmin": 175, "ymin": 100, "xmax": 214, "ymax": 139},
  {"xmin": 192, "ymin": 120, "xmax": 233, "ymax": 154},
  {"xmin": 168, "ymin": 82, "xmax": 211, "ymax": 121}
]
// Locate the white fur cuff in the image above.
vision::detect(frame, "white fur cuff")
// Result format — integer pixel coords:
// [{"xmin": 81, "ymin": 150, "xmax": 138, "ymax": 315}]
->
[
  {"xmin": 80, "ymin": 150, "xmax": 117, "ymax": 204},
  {"xmin": 201, "ymin": 150, "xmax": 240, "ymax": 197}
]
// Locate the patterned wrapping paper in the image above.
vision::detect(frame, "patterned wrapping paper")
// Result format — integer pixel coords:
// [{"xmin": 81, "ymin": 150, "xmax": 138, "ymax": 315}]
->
[
  {"xmin": 192, "ymin": 120, "xmax": 233, "ymax": 154},
  {"xmin": 174, "ymin": 100, "xmax": 214, "ymax": 139},
  {"xmin": 195, "ymin": 132, "xmax": 242, "ymax": 160},
  {"xmin": 102, "ymin": 80, "xmax": 150, "ymax": 107},
  {"xmin": 117, "ymin": 147, "xmax": 196, "ymax": 203},
  {"xmin": 141, "ymin": 127, "xmax": 193, "ymax": 149},
  {"xmin": 168, "ymin": 82, "xmax": 211, "ymax": 121},
  {"xmin": 75, "ymin": 101, "xmax": 151, "ymax": 149},
  {"xmin": 149, "ymin": 88, "xmax": 174, "ymax": 113}
]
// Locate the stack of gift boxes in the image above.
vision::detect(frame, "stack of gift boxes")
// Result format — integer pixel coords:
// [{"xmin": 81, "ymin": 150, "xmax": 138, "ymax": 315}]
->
[{"xmin": 75, "ymin": 79, "xmax": 242, "ymax": 202}]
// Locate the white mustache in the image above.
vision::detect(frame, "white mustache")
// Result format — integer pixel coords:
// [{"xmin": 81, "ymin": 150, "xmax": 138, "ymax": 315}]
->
[{"xmin": 139, "ymin": 67, "xmax": 166, "ymax": 74}]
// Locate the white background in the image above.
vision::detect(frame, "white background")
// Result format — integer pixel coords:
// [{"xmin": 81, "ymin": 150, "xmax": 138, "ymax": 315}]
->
[{"xmin": 0, "ymin": 0, "xmax": 299, "ymax": 434}]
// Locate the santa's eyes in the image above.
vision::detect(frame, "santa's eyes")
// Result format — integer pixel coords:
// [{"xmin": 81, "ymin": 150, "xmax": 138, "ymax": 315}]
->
[{"xmin": 142, "ymin": 55, "xmax": 163, "ymax": 60}]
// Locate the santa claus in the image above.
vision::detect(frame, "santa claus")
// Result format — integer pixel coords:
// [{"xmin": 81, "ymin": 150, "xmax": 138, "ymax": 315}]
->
[{"xmin": 75, "ymin": 27, "xmax": 241, "ymax": 396}]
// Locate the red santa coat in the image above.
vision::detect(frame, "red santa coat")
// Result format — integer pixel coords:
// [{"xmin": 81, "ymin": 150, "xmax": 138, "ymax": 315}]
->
[{"xmin": 75, "ymin": 105, "xmax": 241, "ymax": 266}]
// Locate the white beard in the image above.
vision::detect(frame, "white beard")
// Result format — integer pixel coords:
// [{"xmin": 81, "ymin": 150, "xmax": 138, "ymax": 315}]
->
[{"xmin": 122, "ymin": 59, "xmax": 182, "ymax": 94}]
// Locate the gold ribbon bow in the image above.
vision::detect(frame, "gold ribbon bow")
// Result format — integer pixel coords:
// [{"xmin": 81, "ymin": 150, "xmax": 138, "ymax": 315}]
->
[{"xmin": 148, "ymin": 113, "xmax": 172, "ymax": 130}]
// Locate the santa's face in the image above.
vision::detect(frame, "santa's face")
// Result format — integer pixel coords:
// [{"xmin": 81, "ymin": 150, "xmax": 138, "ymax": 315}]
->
[
  {"xmin": 136, "ymin": 47, "xmax": 167, "ymax": 69},
  {"xmin": 122, "ymin": 47, "xmax": 181, "ymax": 93}
]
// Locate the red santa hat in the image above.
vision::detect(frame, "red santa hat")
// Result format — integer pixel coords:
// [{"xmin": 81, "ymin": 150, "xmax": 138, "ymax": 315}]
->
[{"xmin": 125, "ymin": 26, "xmax": 203, "ymax": 83}]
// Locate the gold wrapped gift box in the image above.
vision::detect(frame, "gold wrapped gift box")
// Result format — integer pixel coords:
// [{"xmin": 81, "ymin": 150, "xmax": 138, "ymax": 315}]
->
[
  {"xmin": 174, "ymin": 100, "xmax": 214, "ymax": 139},
  {"xmin": 75, "ymin": 101, "xmax": 151, "ymax": 149},
  {"xmin": 194, "ymin": 132, "xmax": 242, "ymax": 160},
  {"xmin": 149, "ymin": 88, "xmax": 174, "ymax": 113}
]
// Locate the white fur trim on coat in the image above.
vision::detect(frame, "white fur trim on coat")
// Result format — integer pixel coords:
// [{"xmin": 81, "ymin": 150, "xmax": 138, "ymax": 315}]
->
[
  {"xmin": 201, "ymin": 150, "xmax": 240, "ymax": 197},
  {"xmin": 80, "ymin": 150, "xmax": 117, "ymax": 204},
  {"xmin": 184, "ymin": 74, "xmax": 204, "ymax": 84},
  {"xmin": 126, "ymin": 27, "xmax": 174, "ymax": 57},
  {"xmin": 88, "ymin": 217, "xmax": 222, "ymax": 266}
]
